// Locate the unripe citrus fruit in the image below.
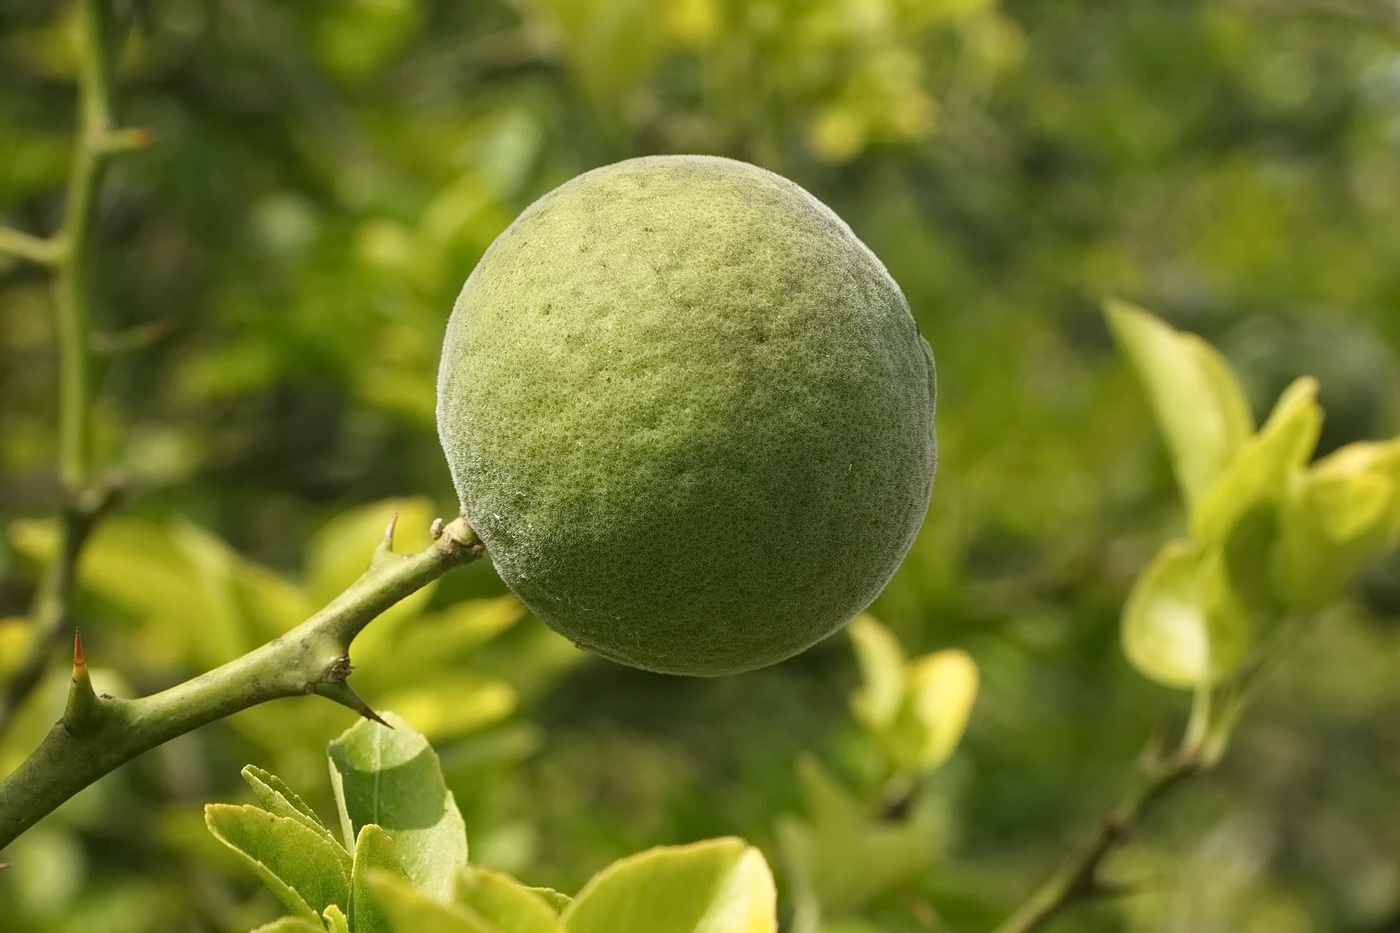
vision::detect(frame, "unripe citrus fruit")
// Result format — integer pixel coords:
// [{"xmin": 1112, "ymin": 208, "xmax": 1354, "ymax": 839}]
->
[{"xmin": 437, "ymin": 155, "xmax": 935, "ymax": 676}]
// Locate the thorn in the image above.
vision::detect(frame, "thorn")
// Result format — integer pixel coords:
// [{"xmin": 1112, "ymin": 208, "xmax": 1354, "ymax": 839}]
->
[
  {"xmin": 429, "ymin": 517, "xmax": 445, "ymax": 540},
  {"xmin": 313, "ymin": 680, "xmax": 392, "ymax": 727},
  {"xmin": 0, "ymin": 863, "xmax": 8, "ymax": 870},
  {"xmin": 63, "ymin": 628, "xmax": 102, "ymax": 735},
  {"xmin": 369, "ymin": 513, "xmax": 400, "ymax": 569}
]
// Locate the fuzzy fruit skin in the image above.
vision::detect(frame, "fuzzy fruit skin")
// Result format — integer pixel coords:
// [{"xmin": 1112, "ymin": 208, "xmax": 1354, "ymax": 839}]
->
[{"xmin": 437, "ymin": 155, "xmax": 935, "ymax": 676}]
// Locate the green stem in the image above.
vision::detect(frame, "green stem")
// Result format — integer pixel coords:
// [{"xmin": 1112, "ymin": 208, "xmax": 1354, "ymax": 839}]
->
[
  {"xmin": 994, "ymin": 684, "xmax": 1219, "ymax": 933},
  {"xmin": 0, "ymin": 0, "xmax": 126, "ymax": 742},
  {"xmin": 0, "ymin": 517, "xmax": 484, "ymax": 852},
  {"xmin": 993, "ymin": 753, "xmax": 1203, "ymax": 933},
  {"xmin": 55, "ymin": 0, "xmax": 119, "ymax": 492}
]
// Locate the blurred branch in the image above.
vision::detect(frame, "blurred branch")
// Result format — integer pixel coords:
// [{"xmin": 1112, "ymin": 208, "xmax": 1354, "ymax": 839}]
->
[
  {"xmin": 0, "ymin": 515, "xmax": 484, "ymax": 852},
  {"xmin": 0, "ymin": 0, "xmax": 141, "ymax": 740},
  {"xmin": 0, "ymin": 228, "xmax": 64, "ymax": 267},
  {"xmin": 994, "ymin": 688, "xmax": 1226, "ymax": 933},
  {"xmin": 0, "ymin": 479, "xmax": 121, "ymax": 736}
]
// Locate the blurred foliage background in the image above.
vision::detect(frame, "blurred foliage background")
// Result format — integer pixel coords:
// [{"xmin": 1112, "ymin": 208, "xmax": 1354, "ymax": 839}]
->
[{"xmin": 3, "ymin": 0, "xmax": 1400, "ymax": 930}]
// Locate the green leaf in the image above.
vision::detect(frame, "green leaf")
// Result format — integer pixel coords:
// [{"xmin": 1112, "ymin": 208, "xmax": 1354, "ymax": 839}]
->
[
  {"xmin": 888, "ymin": 648, "xmax": 979, "ymax": 773},
  {"xmin": 249, "ymin": 920, "xmax": 324, "ymax": 933},
  {"xmin": 205, "ymin": 804, "xmax": 352, "ymax": 923},
  {"xmin": 365, "ymin": 869, "xmax": 501, "ymax": 933},
  {"xmin": 1121, "ymin": 539, "xmax": 1251, "ymax": 689},
  {"xmin": 241, "ymin": 765, "xmax": 338, "ymax": 847},
  {"xmin": 522, "ymin": 886, "xmax": 573, "ymax": 915},
  {"xmin": 1192, "ymin": 376, "xmax": 1321, "ymax": 544},
  {"xmin": 453, "ymin": 866, "xmax": 567, "ymax": 933},
  {"xmin": 1106, "ymin": 300, "xmax": 1253, "ymax": 504},
  {"xmin": 848, "ymin": 615, "xmax": 906, "ymax": 732},
  {"xmin": 351, "ymin": 824, "xmax": 410, "ymax": 933},
  {"xmin": 775, "ymin": 757, "xmax": 932, "ymax": 915},
  {"xmin": 322, "ymin": 905, "xmax": 350, "ymax": 933},
  {"xmin": 1274, "ymin": 440, "xmax": 1400, "ymax": 608},
  {"xmin": 563, "ymin": 838, "xmax": 776, "ymax": 933},
  {"xmin": 327, "ymin": 712, "xmax": 468, "ymax": 901}
]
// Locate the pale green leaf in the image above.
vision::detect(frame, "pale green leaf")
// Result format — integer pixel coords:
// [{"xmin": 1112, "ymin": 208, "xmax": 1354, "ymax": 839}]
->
[
  {"xmin": 775, "ymin": 757, "xmax": 932, "ymax": 915},
  {"xmin": 847, "ymin": 615, "xmax": 906, "ymax": 732},
  {"xmin": 327, "ymin": 712, "xmax": 468, "ymax": 900},
  {"xmin": 563, "ymin": 838, "xmax": 777, "ymax": 933},
  {"xmin": 893, "ymin": 648, "xmax": 979, "ymax": 772},
  {"xmin": 1192, "ymin": 376, "xmax": 1321, "ymax": 543},
  {"xmin": 1122, "ymin": 540, "xmax": 1251, "ymax": 689},
  {"xmin": 366, "ymin": 869, "xmax": 501, "ymax": 933},
  {"xmin": 240, "ymin": 766, "xmax": 338, "ymax": 847},
  {"xmin": 351, "ymin": 824, "xmax": 409, "ymax": 933},
  {"xmin": 453, "ymin": 866, "xmax": 567, "ymax": 933},
  {"xmin": 322, "ymin": 905, "xmax": 350, "ymax": 933},
  {"xmin": 1106, "ymin": 300, "xmax": 1253, "ymax": 504},
  {"xmin": 249, "ymin": 919, "xmax": 324, "ymax": 933},
  {"xmin": 205, "ymin": 804, "xmax": 351, "ymax": 922},
  {"xmin": 1274, "ymin": 440, "xmax": 1400, "ymax": 608}
]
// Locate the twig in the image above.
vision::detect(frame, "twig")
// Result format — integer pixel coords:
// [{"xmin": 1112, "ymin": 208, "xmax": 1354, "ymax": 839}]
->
[
  {"xmin": 0, "ymin": 479, "xmax": 121, "ymax": 736},
  {"xmin": 0, "ymin": 0, "xmax": 137, "ymax": 738},
  {"xmin": 994, "ymin": 686, "xmax": 1225, "ymax": 933},
  {"xmin": 994, "ymin": 753, "xmax": 1204, "ymax": 933},
  {"xmin": 0, "ymin": 227, "xmax": 64, "ymax": 266},
  {"xmin": 0, "ymin": 515, "xmax": 484, "ymax": 851}
]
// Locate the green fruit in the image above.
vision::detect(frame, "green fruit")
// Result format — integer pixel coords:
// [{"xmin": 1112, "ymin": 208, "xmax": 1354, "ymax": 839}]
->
[{"xmin": 437, "ymin": 155, "xmax": 935, "ymax": 676}]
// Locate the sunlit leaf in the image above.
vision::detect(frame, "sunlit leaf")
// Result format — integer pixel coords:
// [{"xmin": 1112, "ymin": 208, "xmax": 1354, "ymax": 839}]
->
[
  {"xmin": 366, "ymin": 869, "xmax": 500, "ymax": 933},
  {"xmin": 774, "ymin": 757, "xmax": 932, "ymax": 915},
  {"xmin": 327, "ymin": 712, "xmax": 468, "ymax": 900},
  {"xmin": 249, "ymin": 919, "xmax": 324, "ymax": 933},
  {"xmin": 1121, "ymin": 539, "xmax": 1251, "ymax": 689},
  {"xmin": 204, "ymin": 805, "xmax": 351, "ymax": 922},
  {"xmin": 350, "ymin": 824, "xmax": 409, "ymax": 933},
  {"xmin": 453, "ymin": 866, "xmax": 566, "ymax": 933},
  {"xmin": 1192, "ymin": 376, "xmax": 1321, "ymax": 544},
  {"xmin": 563, "ymin": 837, "xmax": 776, "ymax": 933},
  {"xmin": 1106, "ymin": 300, "xmax": 1253, "ymax": 505},
  {"xmin": 323, "ymin": 905, "xmax": 350, "ymax": 933},
  {"xmin": 892, "ymin": 648, "xmax": 979, "ymax": 772},
  {"xmin": 848, "ymin": 615, "xmax": 906, "ymax": 732},
  {"xmin": 1274, "ymin": 440, "xmax": 1400, "ymax": 608},
  {"xmin": 241, "ymin": 765, "xmax": 338, "ymax": 846}
]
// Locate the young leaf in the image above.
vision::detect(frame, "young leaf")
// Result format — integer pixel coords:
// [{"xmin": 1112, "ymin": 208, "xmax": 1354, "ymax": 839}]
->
[
  {"xmin": 891, "ymin": 648, "xmax": 979, "ymax": 773},
  {"xmin": 1274, "ymin": 440, "xmax": 1400, "ymax": 608},
  {"xmin": 453, "ymin": 866, "xmax": 566, "ymax": 933},
  {"xmin": 563, "ymin": 838, "xmax": 777, "ymax": 933},
  {"xmin": 365, "ymin": 869, "xmax": 501, "ymax": 933},
  {"xmin": 241, "ymin": 765, "xmax": 338, "ymax": 846},
  {"xmin": 322, "ymin": 905, "xmax": 350, "ymax": 933},
  {"xmin": 1191, "ymin": 376, "xmax": 1321, "ymax": 544},
  {"xmin": 205, "ymin": 804, "xmax": 352, "ymax": 923},
  {"xmin": 327, "ymin": 712, "xmax": 468, "ymax": 901},
  {"xmin": 848, "ymin": 615, "xmax": 906, "ymax": 733},
  {"xmin": 249, "ymin": 920, "xmax": 324, "ymax": 933},
  {"xmin": 1105, "ymin": 300, "xmax": 1253, "ymax": 505},
  {"xmin": 351, "ymin": 824, "xmax": 410, "ymax": 933},
  {"xmin": 775, "ymin": 757, "xmax": 932, "ymax": 915},
  {"xmin": 1121, "ymin": 539, "xmax": 1250, "ymax": 689}
]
